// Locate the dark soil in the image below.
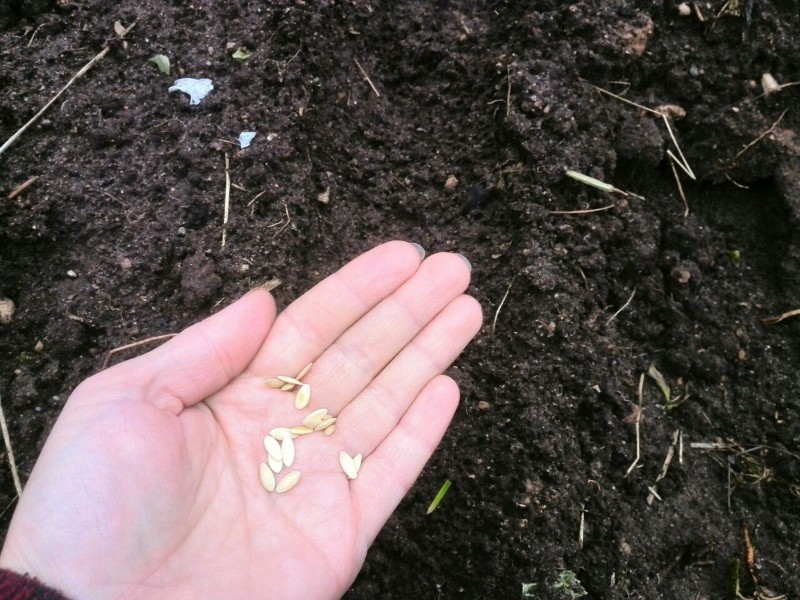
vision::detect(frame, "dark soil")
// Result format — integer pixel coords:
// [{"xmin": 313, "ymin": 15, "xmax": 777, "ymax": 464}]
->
[{"xmin": 2, "ymin": 1, "xmax": 800, "ymax": 598}]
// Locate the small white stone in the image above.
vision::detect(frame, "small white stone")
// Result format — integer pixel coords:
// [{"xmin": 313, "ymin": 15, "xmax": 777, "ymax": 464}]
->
[{"xmin": 0, "ymin": 298, "xmax": 15, "ymax": 325}]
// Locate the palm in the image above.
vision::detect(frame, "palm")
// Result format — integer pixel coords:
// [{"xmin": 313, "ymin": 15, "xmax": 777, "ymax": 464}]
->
[{"xmin": 1, "ymin": 242, "xmax": 482, "ymax": 600}]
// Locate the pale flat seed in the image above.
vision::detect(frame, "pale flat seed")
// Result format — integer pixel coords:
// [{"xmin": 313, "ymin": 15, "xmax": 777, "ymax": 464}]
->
[
  {"xmin": 276, "ymin": 470, "xmax": 301, "ymax": 493},
  {"xmin": 270, "ymin": 427, "xmax": 293, "ymax": 441},
  {"xmin": 295, "ymin": 384, "xmax": 311, "ymax": 410},
  {"xmin": 280, "ymin": 383, "xmax": 295, "ymax": 392},
  {"xmin": 291, "ymin": 426, "xmax": 315, "ymax": 435},
  {"xmin": 281, "ymin": 435, "xmax": 295, "ymax": 467},
  {"xmin": 259, "ymin": 462, "xmax": 276, "ymax": 492},
  {"xmin": 324, "ymin": 424, "xmax": 336, "ymax": 436},
  {"xmin": 278, "ymin": 375, "xmax": 304, "ymax": 386},
  {"xmin": 268, "ymin": 454, "xmax": 283, "ymax": 474},
  {"xmin": 295, "ymin": 362, "xmax": 313, "ymax": 381},
  {"xmin": 264, "ymin": 435, "xmax": 283, "ymax": 462},
  {"xmin": 339, "ymin": 451, "xmax": 358, "ymax": 480},
  {"xmin": 353, "ymin": 453, "xmax": 363, "ymax": 472},
  {"xmin": 266, "ymin": 378, "xmax": 284, "ymax": 388},
  {"xmin": 314, "ymin": 416, "xmax": 337, "ymax": 432},
  {"xmin": 304, "ymin": 417, "xmax": 323, "ymax": 430},
  {"xmin": 303, "ymin": 408, "xmax": 329, "ymax": 427}
]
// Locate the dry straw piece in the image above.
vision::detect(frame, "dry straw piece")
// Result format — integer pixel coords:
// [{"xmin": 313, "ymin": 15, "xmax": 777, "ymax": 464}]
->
[
  {"xmin": 339, "ymin": 451, "xmax": 359, "ymax": 480},
  {"xmin": 276, "ymin": 470, "xmax": 301, "ymax": 493},
  {"xmin": 278, "ymin": 375, "xmax": 304, "ymax": 386},
  {"xmin": 259, "ymin": 462, "xmax": 276, "ymax": 492},
  {"xmin": 295, "ymin": 384, "xmax": 311, "ymax": 409},
  {"xmin": 280, "ymin": 383, "xmax": 295, "ymax": 392},
  {"xmin": 281, "ymin": 435, "xmax": 295, "ymax": 467}
]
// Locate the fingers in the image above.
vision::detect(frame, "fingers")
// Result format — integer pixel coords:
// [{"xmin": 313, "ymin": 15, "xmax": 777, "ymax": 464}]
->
[
  {"xmin": 334, "ymin": 294, "xmax": 482, "ymax": 455},
  {"xmin": 82, "ymin": 289, "xmax": 277, "ymax": 413},
  {"xmin": 308, "ymin": 252, "xmax": 473, "ymax": 415},
  {"xmin": 353, "ymin": 375, "xmax": 461, "ymax": 544},
  {"xmin": 247, "ymin": 240, "xmax": 425, "ymax": 378}
]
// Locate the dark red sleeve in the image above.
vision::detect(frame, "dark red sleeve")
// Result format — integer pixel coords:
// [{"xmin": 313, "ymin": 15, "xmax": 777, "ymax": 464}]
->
[{"xmin": 0, "ymin": 569, "xmax": 70, "ymax": 600}]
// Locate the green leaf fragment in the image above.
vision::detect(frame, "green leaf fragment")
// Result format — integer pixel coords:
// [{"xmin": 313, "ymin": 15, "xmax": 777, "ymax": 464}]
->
[
  {"xmin": 728, "ymin": 249, "xmax": 741, "ymax": 266},
  {"xmin": 426, "ymin": 479, "xmax": 452, "ymax": 514},
  {"xmin": 565, "ymin": 170, "xmax": 615, "ymax": 194},
  {"xmin": 149, "ymin": 54, "xmax": 170, "ymax": 75},
  {"xmin": 552, "ymin": 570, "xmax": 587, "ymax": 599},
  {"xmin": 521, "ymin": 582, "xmax": 537, "ymax": 598},
  {"xmin": 647, "ymin": 364, "xmax": 671, "ymax": 403},
  {"xmin": 232, "ymin": 47, "xmax": 252, "ymax": 60}
]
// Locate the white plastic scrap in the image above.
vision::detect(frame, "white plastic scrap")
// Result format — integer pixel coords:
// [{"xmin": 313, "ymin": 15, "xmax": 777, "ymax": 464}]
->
[
  {"xmin": 238, "ymin": 131, "xmax": 257, "ymax": 148},
  {"xmin": 168, "ymin": 78, "xmax": 214, "ymax": 105}
]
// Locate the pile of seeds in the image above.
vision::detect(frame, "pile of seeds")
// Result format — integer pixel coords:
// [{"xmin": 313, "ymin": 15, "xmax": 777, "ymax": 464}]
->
[
  {"xmin": 259, "ymin": 362, "xmax": 362, "ymax": 494},
  {"xmin": 266, "ymin": 361, "xmax": 313, "ymax": 409}
]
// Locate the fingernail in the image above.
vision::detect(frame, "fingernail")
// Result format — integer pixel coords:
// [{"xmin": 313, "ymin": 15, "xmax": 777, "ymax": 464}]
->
[
  {"xmin": 456, "ymin": 253, "xmax": 472, "ymax": 272},
  {"xmin": 411, "ymin": 242, "xmax": 426, "ymax": 260}
]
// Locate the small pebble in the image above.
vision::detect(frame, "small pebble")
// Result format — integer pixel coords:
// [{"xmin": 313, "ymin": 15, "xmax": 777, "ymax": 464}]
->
[
  {"xmin": 67, "ymin": 270, "xmax": 77, "ymax": 278},
  {"xmin": 0, "ymin": 298, "xmax": 15, "ymax": 325}
]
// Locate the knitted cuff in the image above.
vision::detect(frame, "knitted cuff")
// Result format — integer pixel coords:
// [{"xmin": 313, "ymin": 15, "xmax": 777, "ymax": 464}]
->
[{"xmin": 0, "ymin": 569, "xmax": 70, "ymax": 600}]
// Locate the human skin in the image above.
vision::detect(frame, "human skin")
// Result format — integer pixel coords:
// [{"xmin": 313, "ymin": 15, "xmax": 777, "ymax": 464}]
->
[{"xmin": 0, "ymin": 241, "xmax": 482, "ymax": 599}]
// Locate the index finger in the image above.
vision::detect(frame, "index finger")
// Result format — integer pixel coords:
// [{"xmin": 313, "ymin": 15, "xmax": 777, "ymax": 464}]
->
[{"xmin": 246, "ymin": 240, "xmax": 425, "ymax": 377}]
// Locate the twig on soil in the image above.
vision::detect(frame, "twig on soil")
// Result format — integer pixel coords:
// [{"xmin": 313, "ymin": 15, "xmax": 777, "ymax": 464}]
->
[
  {"xmin": 662, "ymin": 115, "xmax": 696, "ymax": 180},
  {"xmin": 727, "ymin": 109, "xmax": 788, "ymax": 168},
  {"xmin": 354, "ymin": 58, "xmax": 380, "ymax": 98},
  {"xmin": 0, "ymin": 394, "xmax": 23, "ymax": 497},
  {"xmin": 0, "ymin": 22, "xmax": 136, "ymax": 159},
  {"xmin": 591, "ymin": 85, "xmax": 662, "ymax": 116},
  {"xmin": 506, "ymin": 65, "xmax": 512, "ymax": 116},
  {"xmin": 102, "ymin": 334, "xmax": 177, "ymax": 369},
  {"xmin": 591, "ymin": 85, "xmax": 696, "ymax": 181},
  {"xmin": 491, "ymin": 276, "xmax": 516, "ymax": 335},
  {"xmin": 624, "ymin": 373, "xmax": 645, "ymax": 478},
  {"xmin": 578, "ymin": 506, "xmax": 585, "ymax": 549},
  {"xmin": 669, "ymin": 160, "xmax": 690, "ymax": 217},
  {"xmin": 606, "ymin": 288, "xmax": 636, "ymax": 327},
  {"xmin": 7, "ymin": 176, "xmax": 39, "ymax": 200},
  {"xmin": 742, "ymin": 522, "xmax": 758, "ymax": 587},
  {"xmin": 548, "ymin": 204, "xmax": 617, "ymax": 215},
  {"xmin": 267, "ymin": 201, "xmax": 292, "ymax": 237},
  {"xmin": 222, "ymin": 153, "xmax": 231, "ymax": 248},
  {"xmin": 646, "ymin": 429, "xmax": 679, "ymax": 504},
  {"xmin": 27, "ymin": 24, "xmax": 44, "ymax": 47},
  {"xmin": 761, "ymin": 306, "xmax": 800, "ymax": 325}
]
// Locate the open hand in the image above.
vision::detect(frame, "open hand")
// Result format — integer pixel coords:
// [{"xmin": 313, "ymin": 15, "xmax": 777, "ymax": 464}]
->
[{"xmin": 0, "ymin": 241, "xmax": 482, "ymax": 599}]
